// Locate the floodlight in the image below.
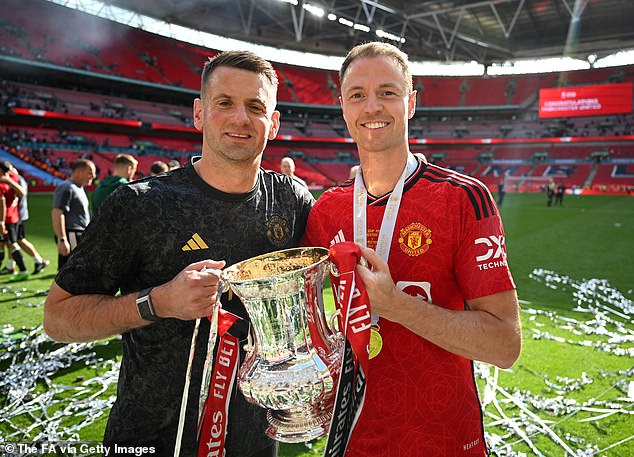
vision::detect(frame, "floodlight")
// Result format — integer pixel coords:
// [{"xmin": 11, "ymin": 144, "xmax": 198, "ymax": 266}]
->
[
  {"xmin": 339, "ymin": 17, "xmax": 353, "ymax": 27},
  {"xmin": 303, "ymin": 4, "xmax": 324, "ymax": 17},
  {"xmin": 354, "ymin": 24, "xmax": 370, "ymax": 32}
]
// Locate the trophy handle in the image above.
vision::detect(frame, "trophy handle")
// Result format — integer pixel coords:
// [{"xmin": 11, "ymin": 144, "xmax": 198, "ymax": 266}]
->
[
  {"xmin": 242, "ymin": 322, "xmax": 257, "ymax": 358},
  {"xmin": 328, "ymin": 309, "xmax": 342, "ymax": 335}
]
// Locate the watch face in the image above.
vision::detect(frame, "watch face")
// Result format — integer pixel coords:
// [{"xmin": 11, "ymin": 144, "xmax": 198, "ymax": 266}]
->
[{"xmin": 137, "ymin": 290, "xmax": 159, "ymax": 321}]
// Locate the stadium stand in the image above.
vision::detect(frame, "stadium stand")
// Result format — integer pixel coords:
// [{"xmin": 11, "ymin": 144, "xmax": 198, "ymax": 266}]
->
[
  {"xmin": 1, "ymin": 0, "xmax": 633, "ymax": 192},
  {"xmin": 281, "ymin": 65, "xmax": 337, "ymax": 105},
  {"xmin": 592, "ymin": 163, "xmax": 634, "ymax": 191}
]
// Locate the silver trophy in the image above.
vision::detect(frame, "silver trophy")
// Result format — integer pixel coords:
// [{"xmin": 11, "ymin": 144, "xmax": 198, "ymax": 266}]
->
[{"xmin": 222, "ymin": 247, "xmax": 343, "ymax": 443}]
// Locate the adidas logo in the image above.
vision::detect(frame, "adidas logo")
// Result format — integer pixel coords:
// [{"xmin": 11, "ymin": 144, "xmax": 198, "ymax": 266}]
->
[
  {"xmin": 182, "ymin": 233, "xmax": 209, "ymax": 251},
  {"xmin": 330, "ymin": 229, "xmax": 346, "ymax": 246}
]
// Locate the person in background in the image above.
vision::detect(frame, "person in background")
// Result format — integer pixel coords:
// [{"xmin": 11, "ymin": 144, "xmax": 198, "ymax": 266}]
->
[
  {"xmin": 167, "ymin": 159, "xmax": 181, "ymax": 170},
  {"xmin": 44, "ymin": 50, "xmax": 313, "ymax": 457},
  {"xmin": 497, "ymin": 179, "xmax": 506, "ymax": 206},
  {"xmin": 547, "ymin": 180, "xmax": 556, "ymax": 206},
  {"xmin": 0, "ymin": 160, "xmax": 29, "ymax": 281},
  {"xmin": 91, "ymin": 154, "xmax": 138, "ymax": 212},
  {"xmin": 150, "ymin": 160, "xmax": 169, "ymax": 176},
  {"xmin": 51, "ymin": 158, "xmax": 96, "ymax": 270},
  {"xmin": 303, "ymin": 42, "xmax": 521, "ymax": 456},
  {"xmin": 0, "ymin": 161, "xmax": 49, "ymax": 275},
  {"xmin": 280, "ymin": 156, "xmax": 308, "ymax": 188},
  {"xmin": 555, "ymin": 182, "xmax": 566, "ymax": 206}
]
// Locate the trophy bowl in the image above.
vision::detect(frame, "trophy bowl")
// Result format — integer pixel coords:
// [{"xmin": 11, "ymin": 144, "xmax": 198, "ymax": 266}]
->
[{"xmin": 222, "ymin": 247, "xmax": 343, "ymax": 443}]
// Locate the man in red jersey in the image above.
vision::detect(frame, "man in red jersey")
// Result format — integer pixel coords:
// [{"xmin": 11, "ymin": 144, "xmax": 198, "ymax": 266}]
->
[
  {"xmin": 0, "ymin": 160, "xmax": 30, "ymax": 281},
  {"xmin": 303, "ymin": 42, "xmax": 521, "ymax": 456}
]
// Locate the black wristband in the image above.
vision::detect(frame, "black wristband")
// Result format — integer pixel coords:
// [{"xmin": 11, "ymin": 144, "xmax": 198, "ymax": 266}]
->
[{"xmin": 136, "ymin": 288, "xmax": 161, "ymax": 322}]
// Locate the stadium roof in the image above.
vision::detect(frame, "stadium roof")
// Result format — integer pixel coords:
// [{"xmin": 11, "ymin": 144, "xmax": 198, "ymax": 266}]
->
[{"xmin": 101, "ymin": 0, "xmax": 634, "ymax": 66}]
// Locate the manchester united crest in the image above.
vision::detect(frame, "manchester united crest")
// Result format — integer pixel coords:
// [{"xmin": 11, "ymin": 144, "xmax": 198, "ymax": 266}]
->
[
  {"xmin": 398, "ymin": 222, "xmax": 432, "ymax": 256},
  {"xmin": 265, "ymin": 215, "xmax": 291, "ymax": 247}
]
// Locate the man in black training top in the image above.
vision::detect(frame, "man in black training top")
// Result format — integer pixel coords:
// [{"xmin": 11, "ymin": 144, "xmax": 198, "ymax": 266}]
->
[{"xmin": 44, "ymin": 50, "xmax": 313, "ymax": 457}]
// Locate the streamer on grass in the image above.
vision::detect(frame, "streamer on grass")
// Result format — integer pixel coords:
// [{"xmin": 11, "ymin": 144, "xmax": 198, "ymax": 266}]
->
[{"xmin": 0, "ymin": 268, "xmax": 631, "ymax": 456}]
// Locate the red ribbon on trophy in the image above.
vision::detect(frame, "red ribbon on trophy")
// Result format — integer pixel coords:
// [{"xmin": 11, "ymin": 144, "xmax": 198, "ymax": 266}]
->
[
  {"xmin": 324, "ymin": 241, "xmax": 371, "ymax": 457},
  {"xmin": 197, "ymin": 309, "xmax": 241, "ymax": 457}
]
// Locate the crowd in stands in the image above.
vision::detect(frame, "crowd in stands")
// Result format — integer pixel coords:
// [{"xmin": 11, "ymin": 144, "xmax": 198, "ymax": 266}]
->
[
  {"xmin": 4, "ymin": 77, "xmax": 634, "ymax": 143},
  {"xmin": 0, "ymin": 126, "xmax": 189, "ymax": 186},
  {"xmin": 2, "ymin": 122, "xmax": 633, "ymax": 193},
  {"xmin": 1, "ymin": 0, "xmax": 633, "ymax": 193}
]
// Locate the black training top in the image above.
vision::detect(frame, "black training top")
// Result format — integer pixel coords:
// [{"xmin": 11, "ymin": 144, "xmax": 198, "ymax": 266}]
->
[{"xmin": 56, "ymin": 158, "xmax": 314, "ymax": 456}]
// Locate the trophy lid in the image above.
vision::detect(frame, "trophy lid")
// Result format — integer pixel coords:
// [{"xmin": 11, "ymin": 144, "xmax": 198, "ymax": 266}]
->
[{"xmin": 223, "ymin": 247, "xmax": 329, "ymax": 283}]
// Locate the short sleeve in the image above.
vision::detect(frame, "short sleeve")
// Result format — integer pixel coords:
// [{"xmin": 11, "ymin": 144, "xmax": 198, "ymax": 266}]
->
[
  {"xmin": 454, "ymin": 210, "xmax": 515, "ymax": 301},
  {"xmin": 52, "ymin": 185, "xmax": 71, "ymax": 212},
  {"xmin": 55, "ymin": 186, "xmax": 141, "ymax": 296}
]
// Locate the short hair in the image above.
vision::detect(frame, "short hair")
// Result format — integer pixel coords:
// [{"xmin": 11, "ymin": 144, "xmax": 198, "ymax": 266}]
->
[
  {"xmin": 71, "ymin": 159, "xmax": 94, "ymax": 172},
  {"xmin": 114, "ymin": 154, "xmax": 138, "ymax": 167},
  {"xmin": 150, "ymin": 161, "xmax": 169, "ymax": 175},
  {"xmin": 339, "ymin": 42, "xmax": 412, "ymax": 93},
  {"xmin": 280, "ymin": 157, "xmax": 295, "ymax": 173},
  {"xmin": 0, "ymin": 160, "xmax": 12, "ymax": 173},
  {"xmin": 201, "ymin": 50, "xmax": 279, "ymax": 97}
]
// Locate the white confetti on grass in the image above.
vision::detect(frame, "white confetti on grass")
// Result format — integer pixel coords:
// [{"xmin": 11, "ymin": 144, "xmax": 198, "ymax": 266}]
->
[
  {"xmin": 483, "ymin": 269, "xmax": 634, "ymax": 456},
  {"xmin": 0, "ymin": 268, "xmax": 631, "ymax": 456},
  {"xmin": 0, "ymin": 326, "xmax": 118, "ymax": 443}
]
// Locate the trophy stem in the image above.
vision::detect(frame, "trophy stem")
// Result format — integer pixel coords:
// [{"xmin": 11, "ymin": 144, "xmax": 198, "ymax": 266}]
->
[{"xmin": 266, "ymin": 404, "xmax": 333, "ymax": 443}]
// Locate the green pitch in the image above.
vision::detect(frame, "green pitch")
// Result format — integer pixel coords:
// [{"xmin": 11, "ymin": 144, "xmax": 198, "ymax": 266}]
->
[{"xmin": 1, "ymin": 193, "xmax": 632, "ymax": 456}]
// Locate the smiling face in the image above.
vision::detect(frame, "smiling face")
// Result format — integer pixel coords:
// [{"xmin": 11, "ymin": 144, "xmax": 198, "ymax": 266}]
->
[
  {"xmin": 339, "ymin": 55, "xmax": 416, "ymax": 157},
  {"xmin": 193, "ymin": 66, "xmax": 280, "ymax": 165}
]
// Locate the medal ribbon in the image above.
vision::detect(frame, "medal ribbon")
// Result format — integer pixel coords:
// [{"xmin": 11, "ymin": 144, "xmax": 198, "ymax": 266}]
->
[
  {"xmin": 353, "ymin": 153, "xmax": 417, "ymax": 262},
  {"xmin": 197, "ymin": 309, "xmax": 241, "ymax": 457},
  {"xmin": 324, "ymin": 242, "xmax": 371, "ymax": 457},
  {"xmin": 353, "ymin": 154, "xmax": 417, "ymax": 327}
]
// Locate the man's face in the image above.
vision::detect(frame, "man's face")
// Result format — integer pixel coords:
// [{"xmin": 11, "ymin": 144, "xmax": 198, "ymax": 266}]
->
[
  {"xmin": 81, "ymin": 164, "xmax": 96, "ymax": 186},
  {"xmin": 280, "ymin": 160, "xmax": 293, "ymax": 175},
  {"xmin": 339, "ymin": 55, "xmax": 416, "ymax": 155},
  {"xmin": 193, "ymin": 66, "xmax": 280, "ymax": 164},
  {"xmin": 126, "ymin": 164, "xmax": 137, "ymax": 180}
]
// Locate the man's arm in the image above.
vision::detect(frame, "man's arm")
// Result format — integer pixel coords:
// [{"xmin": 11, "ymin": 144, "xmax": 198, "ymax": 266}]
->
[
  {"xmin": 51, "ymin": 208, "xmax": 70, "ymax": 256},
  {"xmin": 357, "ymin": 246, "xmax": 521, "ymax": 369},
  {"xmin": 44, "ymin": 259, "xmax": 225, "ymax": 342},
  {"xmin": 0, "ymin": 196, "xmax": 6, "ymax": 235},
  {"xmin": 0, "ymin": 175, "xmax": 25, "ymax": 198}
]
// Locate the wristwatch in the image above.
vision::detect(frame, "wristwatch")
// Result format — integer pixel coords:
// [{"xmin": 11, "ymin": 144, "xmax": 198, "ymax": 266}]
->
[{"xmin": 136, "ymin": 288, "xmax": 161, "ymax": 322}]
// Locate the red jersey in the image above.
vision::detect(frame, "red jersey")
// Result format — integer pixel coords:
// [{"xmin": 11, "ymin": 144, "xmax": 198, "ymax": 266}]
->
[
  {"xmin": 0, "ymin": 170, "xmax": 20, "ymax": 224},
  {"xmin": 303, "ymin": 157, "xmax": 515, "ymax": 456}
]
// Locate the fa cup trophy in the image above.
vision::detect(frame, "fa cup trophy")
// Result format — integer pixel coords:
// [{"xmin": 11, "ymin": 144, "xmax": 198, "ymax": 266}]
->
[{"xmin": 222, "ymin": 247, "xmax": 344, "ymax": 442}]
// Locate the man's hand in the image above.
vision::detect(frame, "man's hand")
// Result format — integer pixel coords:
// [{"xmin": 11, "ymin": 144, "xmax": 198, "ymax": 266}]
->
[
  {"xmin": 57, "ymin": 238, "xmax": 71, "ymax": 256},
  {"xmin": 152, "ymin": 259, "xmax": 226, "ymax": 320},
  {"xmin": 356, "ymin": 245, "xmax": 404, "ymax": 322},
  {"xmin": 355, "ymin": 245, "xmax": 521, "ymax": 368}
]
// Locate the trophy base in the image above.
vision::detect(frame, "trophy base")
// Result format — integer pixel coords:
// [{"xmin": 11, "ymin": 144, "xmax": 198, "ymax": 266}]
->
[{"xmin": 266, "ymin": 405, "xmax": 332, "ymax": 443}]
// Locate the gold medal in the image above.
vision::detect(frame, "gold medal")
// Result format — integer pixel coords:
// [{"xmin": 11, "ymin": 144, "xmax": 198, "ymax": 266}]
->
[{"xmin": 368, "ymin": 326, "xmax": 383, "ymax": 359}]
